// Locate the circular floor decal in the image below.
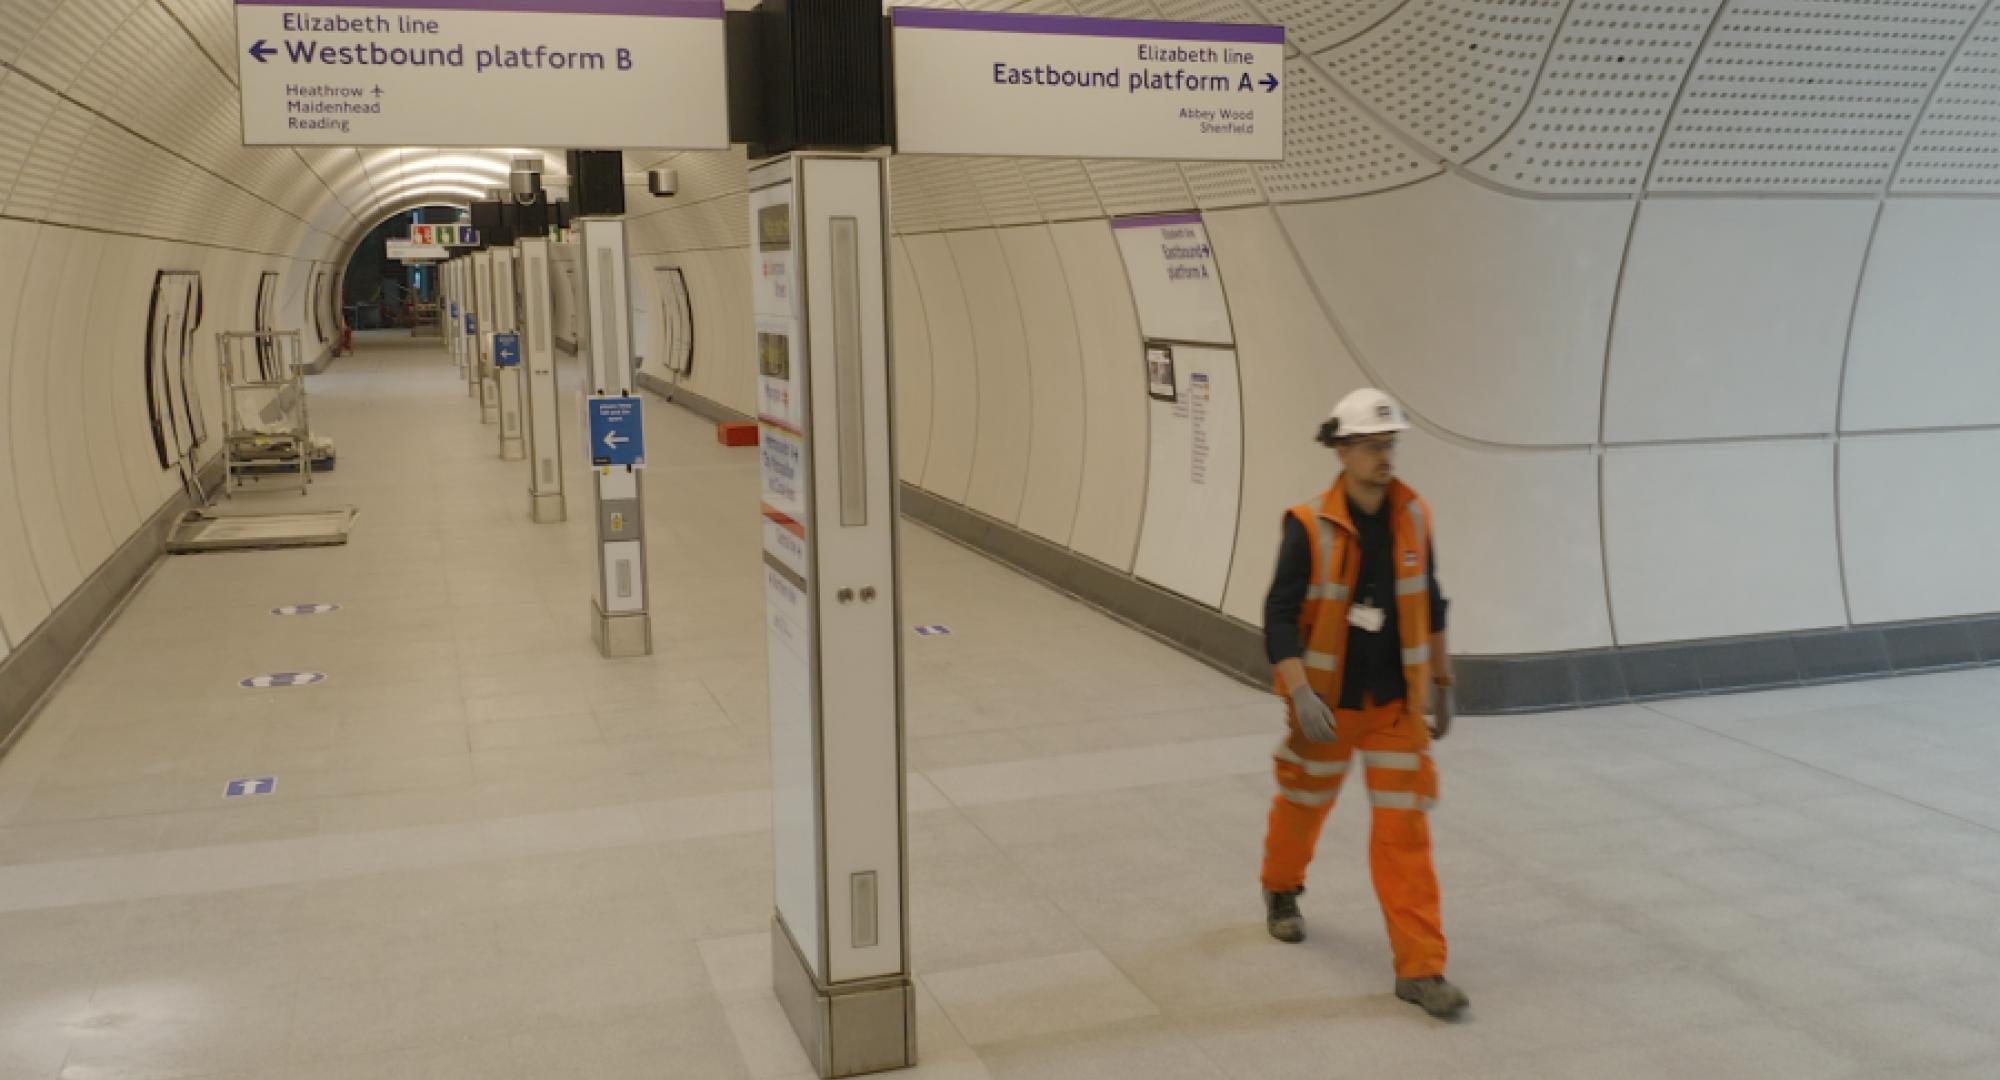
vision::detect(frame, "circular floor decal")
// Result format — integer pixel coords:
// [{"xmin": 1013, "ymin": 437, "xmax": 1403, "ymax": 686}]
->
[
  {"xmin": 271, "ymin": 603, "xmax": 340, "ymax": 616},
  {"xmin": 239, "ymin": 672, "xmax": 328, "ymax": 689}
]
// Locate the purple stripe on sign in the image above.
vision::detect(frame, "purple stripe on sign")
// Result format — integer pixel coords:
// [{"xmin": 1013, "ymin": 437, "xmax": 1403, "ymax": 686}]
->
[
  {"xmin": 892, "ymin": 7, "xmax": 1284, "ymax": 45},
  {"xmin": 1113, "ymin": 213, "xmax": 1204, "ymax": 229},
  {"xmin": 237, "ymin": 0, "xmax": 721, "ymax": 16}
]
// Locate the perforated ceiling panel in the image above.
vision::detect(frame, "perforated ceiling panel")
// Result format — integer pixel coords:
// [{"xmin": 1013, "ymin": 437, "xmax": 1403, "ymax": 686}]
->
[
  {"xmin": 1180, "ymin": 162, "xmax": 1267, "ymax": 207},
  {"xmin": 1651, "ymin": 0, "xmax": 1983, "ymax": 193},
  {"xmin": 1152, "ymin": 0, "xmax": 1263, "ymax": 23},
  {"xmin": 1020, "ymin": 158, "xmax": 1106, "ymax": 220},
  {"xmin": 1257, "ymin": 52, "xmax": 1440, "ymax": 200},
  {"xmin": 889, "ymin": 157, "xmax": 937, "ymax": 235},
  {"xmin": 1069, "ymin": 0, "xmax": 1164, "ymax": 16},
  {"xmin": 1471, "ymin": 1, "xmax": 1722, "ymax": 193},
  {"xmin": 158, "ymin": 0, "xmax": 238, "ymax": 75},
  {"xmin": 965, "ymin": 158, "xmax": 1045, "ymax": 225},
  {"xmin": 1323, "ymin": 0, "xmax": 1568, "ymax": 162},
  {"xmin": 1896, "ymin": 4, "xmax": 2000, "ymax": 191},
  {"xmin": 6, "ymin": 98, "xmax": 92, "ymax": 220},
  {"xmin": 0, "ymin": 75, "xmax": 58, "ymax": 208},
  {"xmin": 917, "ymin": 157, "xmax": 993, "ymax": 231},
  {"xmin": 0, "ymin": 0, "xmax": 65, "ymax": 65},
  {"xmin": 1083, "ymin": 160, "xmax": 1196, "ymax": 214},
  {"xmin": 1250, "ymin": 0, "xmax": 1409, "ymax": 54},
  {"xmin": 13, "ymin": 0, "xmax": 143, "ymax": 88}
]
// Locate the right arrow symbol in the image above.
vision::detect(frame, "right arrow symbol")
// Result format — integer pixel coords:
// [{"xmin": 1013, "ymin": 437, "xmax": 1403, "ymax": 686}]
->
[
  {"xmin": 249, "ymin": 39, "xmax": 277, "ymax": 63},
  {"xmin": 1261, "ymin": 73, "xmax": 1279, "ymax": 92}
]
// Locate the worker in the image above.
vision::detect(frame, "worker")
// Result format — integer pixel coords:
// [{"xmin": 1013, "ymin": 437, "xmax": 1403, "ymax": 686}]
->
[{"xmin": 1258, "ymin": 387, "xmax": 1468, "ymax": 1020}]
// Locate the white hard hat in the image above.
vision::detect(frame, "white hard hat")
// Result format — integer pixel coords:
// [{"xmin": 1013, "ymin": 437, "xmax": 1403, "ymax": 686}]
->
[{"xmin": 1319, "ymin": 388, "xmax": 1409, "ymax": 445}]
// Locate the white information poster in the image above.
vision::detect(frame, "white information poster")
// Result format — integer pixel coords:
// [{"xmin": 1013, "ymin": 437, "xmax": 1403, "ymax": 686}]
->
[
  {"xmin": 1133, "ymin": 346, "xmax": 1243, "ymax": 608},
  {"xmin": 1113, "ymin": 213, "xmax": 1233, "ymax": 346},
  {"xmin": 751, "ymin": 170, "xmax": 820, "ymax": 977},
  {"xmin": 763, "ymin": 559, "xmax": 818, "ymax": 973},
  {"xmin": 891, "ymin": 7, "xmax": 1283, "ymax": 161},
  {"xmin": 234, "ymin": 0, "xmax": 729, "ymax": 146}
]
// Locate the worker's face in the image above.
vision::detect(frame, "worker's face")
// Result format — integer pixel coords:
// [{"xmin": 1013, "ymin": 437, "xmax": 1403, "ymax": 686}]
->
[{"xmin": 1337, "ymin": 434, "xmax": 1397, "ymax": 486}]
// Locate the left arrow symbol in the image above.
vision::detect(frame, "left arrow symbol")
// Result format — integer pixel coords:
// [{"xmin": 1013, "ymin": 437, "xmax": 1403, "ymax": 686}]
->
[
  {"xmin": 604, "ymin": 431, "xmax": 630, "ymax": 449},
  {"xmin": 249, "ymin": 39, "xmax": 277, "ymax": 62}
]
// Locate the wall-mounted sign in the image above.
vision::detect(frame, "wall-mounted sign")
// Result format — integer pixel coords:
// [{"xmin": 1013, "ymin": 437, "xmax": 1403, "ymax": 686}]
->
[
  {"xmin": 891, "ymin": 7, "xmax": 1284, "ymax": 161},
  {"xmin": 588, "ymin": 395, "xmax": 645, "ymax": 467},
  {"xmin": 235, "ymin": 0, "xmax": 730, "ymax": 147},
  {"xmin": 494, "ymin": 332, "xmax": 521, "ymax": 368},
  {"xmin": 1113, "ymin": 214, "xmax": 1233, "ymax": 346}
]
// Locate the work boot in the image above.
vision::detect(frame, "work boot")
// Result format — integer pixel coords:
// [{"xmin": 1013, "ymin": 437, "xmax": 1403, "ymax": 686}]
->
[
  {"xmin": 1263, "ymin": 888, "xmax": 1305, "ymax": 943},
  {"xmin": 1395, "ymin": 975, "xmax": 1469, "ymax": 1019}
]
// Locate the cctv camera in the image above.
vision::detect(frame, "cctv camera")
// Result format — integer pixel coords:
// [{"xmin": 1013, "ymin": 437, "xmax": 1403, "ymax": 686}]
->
[{"xmin": 647, "ymin": 168, "xmax": 679, "ymax": 198}]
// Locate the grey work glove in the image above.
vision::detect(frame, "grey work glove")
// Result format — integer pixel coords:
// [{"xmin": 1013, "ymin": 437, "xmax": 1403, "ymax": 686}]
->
[
  {"xmin": 1289, "ymin": 683, "xmax": 1338, "ymax": 744},
  {"xmin": 1429, "ymin": 682, "xmax": 1455, "ymax": 741}
]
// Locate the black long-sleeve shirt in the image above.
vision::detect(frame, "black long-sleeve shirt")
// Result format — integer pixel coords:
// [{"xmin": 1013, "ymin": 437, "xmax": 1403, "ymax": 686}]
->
[{"xmin": 1264, "ymin": 498, "xmax": 1447, "ymax": 709}]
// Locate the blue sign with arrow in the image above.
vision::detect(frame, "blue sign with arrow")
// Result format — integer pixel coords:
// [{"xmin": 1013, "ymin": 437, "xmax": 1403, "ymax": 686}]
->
[
  {"xmin": 465, "ymin": 311, "xmax": 477, "ymax": 335},
  {"xmin": 494, "ymin": 332, "xmax": 521, "ymax": 368},
  {"xmin": 588, "ymin": 395, "xmax": 645, "ymax": 468}
]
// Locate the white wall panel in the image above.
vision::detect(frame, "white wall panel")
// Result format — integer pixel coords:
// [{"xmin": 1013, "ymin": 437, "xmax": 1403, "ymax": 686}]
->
[
  {"xmin": 999, "ymin": 226, "xmax": 1087, "ymax": 546},
  {"xmin": 1133, "ymin": 345, "xmax": 1243, "ymax": 608},
  {"xmin": 1841, "ymin": 431, "xmax": 2000, "ymax": 624},
  {"xmin": 1398, "ymin": 434, "xmax": 1612, "ymax": 654},
  {"xmin": 1844, "ymin": 199, "xmax": 2000, "ymax": 432},
  {"xmin": 1605, "ymin": 199, "xmax": 1874, "ymax": 442},
  {"xmin": 44, "ymin": 228, "xmax": 115, "ymax": 576},
  {"xmin": 81, "ymin": 235, "xmax": 145, "ymax": 539},
  {"xmin": 1206, "ymin": 206, "xmax": 1368, "ymax": 625},
  {"xmin": 905, "ymin": 234, "xmax": 979, "ymax": 503},
  {"xmin": 699, "ymin": 248, "xmax": 757, "ymax": 417},
  {"xmin": 1051, "ymin": 220, "xmax": 1148, "ymax": 572},
  {"xmin": 951, "ymin": 230, "xmax": 1034, "ymax": 523},
  {"xmin": 1603, "ymin": 441, "xmax": 1846, "ymax": 645},
  {"xmin": 0, "ymin": 221, "xmax": 55, "ymax": 643},
  {"xmin": 1277, "ymin": 175, "xmax": 1629, "ymax": 446},
  {"xmin": 890, "ymin": 238, "xmax": 933, "ymax": 486},
  {"xmin": 9, "ymin": 226, "xmax": 86, "ymax": 608}
]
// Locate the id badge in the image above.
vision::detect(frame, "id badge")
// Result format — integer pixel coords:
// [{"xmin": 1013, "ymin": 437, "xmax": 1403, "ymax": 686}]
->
[{"xmin": 1348, "ymin": 603, "xmax": 1386, "ymax": 633}]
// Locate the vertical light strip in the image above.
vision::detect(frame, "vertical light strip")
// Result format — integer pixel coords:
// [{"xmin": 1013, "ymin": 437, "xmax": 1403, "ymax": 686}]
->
[{"xmin": 831, "ymin": 216, "xmax": 868, "ymax": 527}]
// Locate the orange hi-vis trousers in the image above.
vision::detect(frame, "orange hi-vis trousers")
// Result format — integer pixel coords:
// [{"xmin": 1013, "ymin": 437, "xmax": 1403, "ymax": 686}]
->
[{"xmin": 1261, "ymin": 696, "xmax": 1446, "ymax": 980}]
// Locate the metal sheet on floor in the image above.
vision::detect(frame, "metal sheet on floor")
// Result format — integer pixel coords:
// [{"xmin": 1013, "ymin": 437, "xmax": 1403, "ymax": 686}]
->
[{"xmin": 167, "ymin": 507, "xmax": 358, "ymax": 553}]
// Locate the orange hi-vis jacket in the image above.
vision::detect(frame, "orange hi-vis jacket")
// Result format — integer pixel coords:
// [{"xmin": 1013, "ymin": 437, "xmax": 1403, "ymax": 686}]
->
[{"xmin": 1280, "ymin": 476, "xmax": 1435, "ymax": 719}]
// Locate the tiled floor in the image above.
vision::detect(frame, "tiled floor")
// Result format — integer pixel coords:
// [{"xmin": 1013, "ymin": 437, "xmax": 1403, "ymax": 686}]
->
[{"xmin": 3, "ymin": 335, "xmax": 1999, "ymax": 1079}]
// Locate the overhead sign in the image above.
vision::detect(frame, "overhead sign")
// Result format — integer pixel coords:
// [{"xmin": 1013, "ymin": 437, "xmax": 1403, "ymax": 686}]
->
[
  {"xmin": 386, "ymin": 240, "xmax": 447, "ymax": 261},
  {"xmin": 411, "ymin": 223, "xmax": 478, "ymax": 247},
  {"xmin": 890, "ymin": 7, "xmax": 1284, "ymax": 161},
  {"xmin": 588, "ymin": 395, "xmax": 645, "ymax": 467},
  {"xmin": 234, "ymin": 0, "xmax": 730, "ymax": 147}
]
